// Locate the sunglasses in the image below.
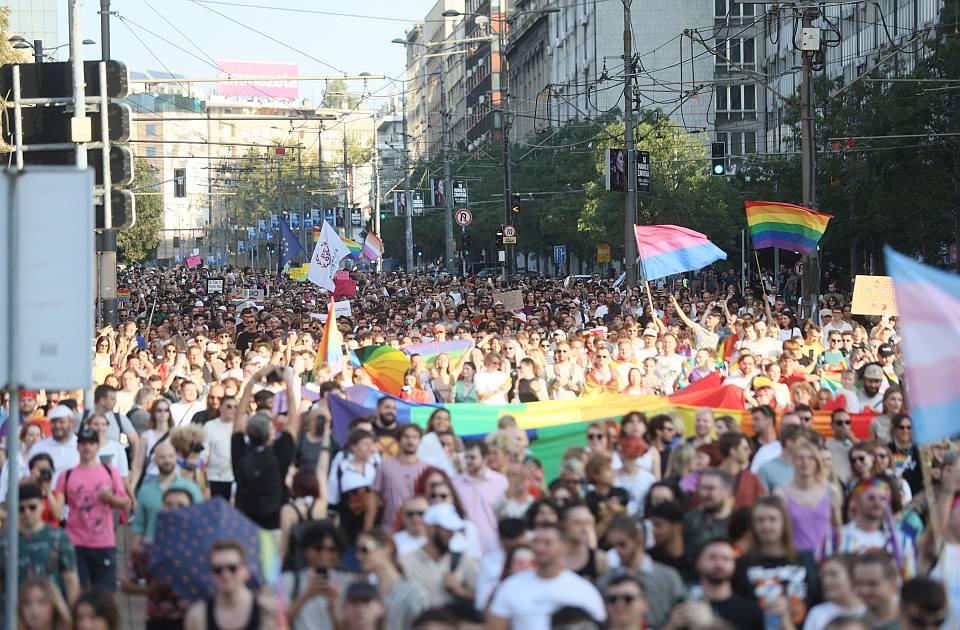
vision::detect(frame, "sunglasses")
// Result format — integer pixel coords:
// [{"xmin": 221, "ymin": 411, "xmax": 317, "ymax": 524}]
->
[
  {"xmin": 430, "ymin": 493, "xmax": 451, "ymax": 501},
  {"xmin": 587, "ymin": 433, "xmax": 605, "ymax": 440},
  {"xmin": 405, "ymin": 510, "xmax": 425, "ymax": 518},
  {"xmin": 605, "ymin": 594, "xmax": 637, "ymax": 605},
  {"xmin": 211, "ymin": 563, "xmax": 240, "ymax": 575},
  {"xmin": 834, "ymin": 420, "xmax": 852, "ymax": 426}
]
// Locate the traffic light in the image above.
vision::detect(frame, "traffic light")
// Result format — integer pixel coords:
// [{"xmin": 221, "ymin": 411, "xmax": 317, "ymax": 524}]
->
[
  {"xmin": 711, "ymin": 142, "xmax": 726, "ymax": 176},
  {"xmin": 379, "ymin": 210, "xmax": 388, "ymax": 220},
  {"xmin": 511, "ymin": 195, "xmax": 520, "ymax": 215},
  {"xmin": 495, "ymin": 225, "xmax": 504, "ymax": 249},
  {"xmin": 462, "ymin": 233, "xmax": 472, "ymax": 256}
]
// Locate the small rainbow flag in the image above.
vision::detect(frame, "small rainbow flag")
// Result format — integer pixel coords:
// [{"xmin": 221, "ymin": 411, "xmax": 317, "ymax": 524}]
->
[
  {"xmin": 312, "ymin": 226, "xmax": 320, "ymax": 241},
  {"xmin": 340, "ymin": 236, "xmax": 362, "ymax": 259},
  {"xmin": 745, "ymin": 201, "xmax": 832, "ymax": 255}
]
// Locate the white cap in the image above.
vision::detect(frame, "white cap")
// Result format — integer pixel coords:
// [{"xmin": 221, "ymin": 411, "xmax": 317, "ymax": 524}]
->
[
  {"xmin": 47, "ymin": 405, "xmax": 74, "ymax": 421},
  {"xmin": 642, "ymin": 327, "xmax": 658, "ymax": 337},
  {"xmin": 206, "ymin": 342, "xmax": 221, "ymax": 353},
  {"xmin": 423, "ymin": 503, "xmax": 465, "ymax": 531}
]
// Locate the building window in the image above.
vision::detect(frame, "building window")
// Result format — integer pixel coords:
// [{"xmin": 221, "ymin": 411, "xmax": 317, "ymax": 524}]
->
[
  {"xmin": 174, "ymin": 168, "xmax": 186, "ymax": 197},
  {"xmin": 715, "ymin": 0, "xmax": 754, "ymax": 18},
  {"xmin": 145, "ymin": 146, "xmax": 156, "ymax": 157},
  {"xmin": 716, "ymin": 84, "xmax": 756, "ymax": 120},
  {"xmin": 715, "ymin": 37, "xmax": 755, "ymax": 68},
  {"xmin": 716, "ymin": 131, "xmax": 757, "ymax": 157},
  {"xmin": 146, "ymin": 124, "xmax": 156, "ymax": 137}
]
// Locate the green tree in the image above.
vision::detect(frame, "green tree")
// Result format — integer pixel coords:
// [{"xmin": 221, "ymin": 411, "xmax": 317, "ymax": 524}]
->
[{"xmin": 118, "ymin": 159, "xmax": 163, "ymax": 262}]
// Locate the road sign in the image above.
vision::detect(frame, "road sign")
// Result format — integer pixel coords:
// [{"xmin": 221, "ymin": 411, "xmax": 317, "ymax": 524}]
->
[
  {"xmin": 597, "ymin": 243, "xmax": 611, "ymax": 263},
  {"xmin": 503, "ymin": 225, "xmax": 516, "ymax": 237},
  {"xmin": 455, "ymin": 208, "xmax": 472, "ymax": 227},
  {"xmin": 554, "ymin": 245, "xmax": 567, "ymax": 265},
  {"xmin": 503, "ymin": 237, "xmax": 517, "ymax": 244},
  {"xmin": 453, "ymin": 180, "xmax": 469, "ymax": 205},
  {"xmin": 794, "ymin": 260, "xmax": 804, "ymax": 275}
]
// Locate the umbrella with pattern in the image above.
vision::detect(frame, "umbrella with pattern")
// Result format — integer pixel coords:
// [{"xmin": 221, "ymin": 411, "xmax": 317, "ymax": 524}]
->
[{"xmin": 354, "ymin": 345, "xmax": 411, "ymax": 396}]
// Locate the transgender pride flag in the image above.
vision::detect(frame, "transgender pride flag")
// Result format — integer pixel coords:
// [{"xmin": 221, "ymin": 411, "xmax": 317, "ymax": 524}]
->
[
  {"xmin": 634, "ymin": 225, "xmax": 727, "ymax": 281},
  {"xmin": 885, "ymin": 246, "xmax": 960, "ymax": 444}
]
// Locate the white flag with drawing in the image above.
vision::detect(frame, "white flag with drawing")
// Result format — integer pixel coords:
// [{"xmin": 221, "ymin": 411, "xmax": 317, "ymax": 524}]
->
[{"xmin": 308, "ymin": 220, "xmax": 350, "ymax": 292}]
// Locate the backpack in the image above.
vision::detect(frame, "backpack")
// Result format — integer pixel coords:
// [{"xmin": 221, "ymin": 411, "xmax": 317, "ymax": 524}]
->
[
  {"xmin": 281, "ymin": 498, "xmax": 319, "ymax": 573},
  {"xmin": 235, "ymin": 448, "xmax": 283, "ymax": 526}
]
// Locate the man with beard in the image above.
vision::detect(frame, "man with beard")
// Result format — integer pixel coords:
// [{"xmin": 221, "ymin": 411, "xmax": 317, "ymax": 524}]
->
[
  {"xmin": 191, "ymin": 382, "xmax": 225, "ymax": 426},
  {"xmin": 858, "ymin": 364, "xmax": 886, "ymax": 412},
  {"xmin": 365, "ymin": 424, "xmax": 430, "ymax": 531},
  {"xmin": 400, "ymin": 503, "xmax": 477, "ymax": 608},
  {"xmin": 682, "ymin": 469, "xmax": 735, "ymax": 563},
  {"xmin": 372, "ymin": 397, "xmax": 400, "ymax": 458},
  {"xmin": 28, "ymin": 405, "xmax": 80, "ymax": 483},
  {"xmin": 664, "ymin": 539, "xmax": 763, "ymax": 630},
  {"xmin": 131, "ymin": 441, "xmax": 204, "ymax": 548}
]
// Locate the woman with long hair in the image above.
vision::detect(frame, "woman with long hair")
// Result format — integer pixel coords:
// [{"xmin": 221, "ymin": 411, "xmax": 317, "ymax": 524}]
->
[
  {"xmin": 802, "ymin": 555, "xmax": 864, "ymax": 630},
  {"xmin": 279, "ymin": 470, "xmax": 328, "ymax": 566},
  {"xmin": 429, "ymin": 353, "xmax": 455, "ymax": 404},
  {"xmin": 452, "ymin": 361, "xmax": 478, "ymax": 403},
  {"xmin": 561, "ymin": 502, "xmax": 609, "ymax": 580},
  {"xmin": 887, "ymin": 413, "xmax": 922, "ymax": 497},
  {"xmin": 18, "ymin": 578, "xmax": 71, "ymax": 630},
  {"xmin": 399, "ymin": 368, "xmax": 431, "ymax": 403},
  {"xmin": 513, "ymin": 357, "xmax": 548, "ymax": 403},
  {"xmin": 169, "ymin": 424, "xmax": 210, "ymax": 500},
  {"xmin": 733, "ymin": 496, "xmax": 821, "ymax": 629},
  {"xmin": 131, "ymin": 398, "xmax": 173, "ymax": 489},
  {"xmin": 871, "ymin": 442, "xmax": 913, "ymax": 504},
  {"xmin": 415, "ymin": 408, "xmax": 456, "ymax": 475},
  {"xmin": 72, "ymin": 588, "xmax": 121, "ymax": 630},
  {"xmin": 115, "ymin": 368, "xmax": 142, "ymax": 416},
  {"xmin": 355, "ymin": 529, "xmax": 430, "ymax": 630},
  {"xmin": 869, "ymin": 386, "xmax": 905, "ymax": 442},
  {"xmin": 585, "ymin": 422, "xmax": 611, "ymax": 456},
  {"xmin": 776, "ymin": 439, "xmax": 840, "ymax": 554}
]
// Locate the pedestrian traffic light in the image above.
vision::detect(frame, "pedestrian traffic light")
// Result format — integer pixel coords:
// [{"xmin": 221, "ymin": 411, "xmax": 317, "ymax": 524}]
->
[
  {"xmin": 711, "ymin": 142, "xmax": 726, "ymax": 176},
  {"xmin": 495, "ymin": 225, "xmax": 504, "ymax": 249},
  {"xmin": 511, "ymin": 195, "xmax": 520, "ymax": 215}
]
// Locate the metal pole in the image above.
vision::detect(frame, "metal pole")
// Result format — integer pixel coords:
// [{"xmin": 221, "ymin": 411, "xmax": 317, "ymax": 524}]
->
[
  {"xmin": 343, "ymin": 133, "xmax": 350, "ymax": 239},
  {"xmin": 298, "ymin": 146, "xmax": 305, "ymax": 261},
  {"xmin": 500, "ymin": 26, "xmax": 512, "ymax": 281},
  {"xmin": 97, "ymin": 0, "xmax": 117, "ymax": 327},
  {"xmin": 372, "ymin": 111, "xmax": 382, "ymax": 272},
  {"xmin": 401, "ymin": 89, "xmax": 414, "ymax": 272},
  {"xmin": 623, "ymin": 0, "xmax": 639, "ymax": 288},
  {"xmin": 800, "ymin": 3, "xmax": 820, "ymax": 320},
  {"xmin": 33, "ymin": 39, "xmax": 43, "ymax": 64},
  {"xmin": 440, "ymin": 71, "xmax": 455, "ymax": 275},
  {"xmin": 70, "ymin": 2, "xmax": 87, "ymax": 170}
]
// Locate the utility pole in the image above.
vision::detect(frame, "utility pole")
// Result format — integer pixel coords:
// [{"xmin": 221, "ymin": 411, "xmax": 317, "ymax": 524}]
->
[
  {"xmin": 799, "ymin": 2, "xmax": 820, "ymax": 318},
  {"xmin": 401, "ymin": 89, "xmax": 414, "ymax": 272},
  {"xmin": 297, "ymin": 145, "xmax": 304, "ymax": 260},
  {"xmin": 343, "ymin": 132, "xmax": 350, "ymax": 239},
  {"xmin": 318, "ymin": 124, "xmax": 324, "ymax": 233},
  {"xmin": 623, "ymin": 0, "xmax": 638, "ymax": 287},
  {"xmin": 372, "ymin": 110, "xmax": 382, "ymax": 272},
  {"xmin": 440, "ymin": 70, "xmax": 455, "ymax": 275},
  {"xmin": 32, "ymin": 39, "xmax": 43, "ymax": 64},
  {"xmin": 500, "ymin": 20, "xmax": 513, "ymax": 282}
]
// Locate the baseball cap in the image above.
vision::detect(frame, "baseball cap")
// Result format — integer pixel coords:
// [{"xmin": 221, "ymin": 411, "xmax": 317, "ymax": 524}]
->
[
  {"xmin": 863, "ymin": 364, "xmax": 885, "ymax": 380},
  {"xmin": 423, "ymin": 503, "xmax": 465, "ymax": 532},
  {"xmin": 47, "ymin": 405, "xmax": 74, "ymax": 421},
  {"xmin": 642, "ymin": 327, "xmax": 658, "ymax": 337},
  {"xmin": 206, "ymin": 342, "xmax": 221, "ymax": 353},
  {"xmin": 77, "ymin": 427, "xmax": 98, "ymax": 443},
  {"xmin": 877, "ymin": 344, "xmax": 895, "ymax": 358},
  {"xmin": 18, "ymin": 390, "xmax": 37, "ymax": 400}
]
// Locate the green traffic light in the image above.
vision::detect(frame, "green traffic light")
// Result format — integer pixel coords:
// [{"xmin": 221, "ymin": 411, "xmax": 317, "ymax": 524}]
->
[{"xmin": 713, "ymin": 163, "xmax": 725, "ymax": 175}]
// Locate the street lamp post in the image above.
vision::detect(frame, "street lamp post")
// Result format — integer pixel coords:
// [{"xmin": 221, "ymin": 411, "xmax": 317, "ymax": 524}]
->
[{"xmin": 9, "ymin": 36, "xmax": 96, "ymax": 63}]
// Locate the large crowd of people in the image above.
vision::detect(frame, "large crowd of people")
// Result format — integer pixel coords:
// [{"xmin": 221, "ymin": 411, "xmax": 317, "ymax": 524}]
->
[{"xmin": 0, "ymin": 262, "xmax": 955, "ymax": 630}]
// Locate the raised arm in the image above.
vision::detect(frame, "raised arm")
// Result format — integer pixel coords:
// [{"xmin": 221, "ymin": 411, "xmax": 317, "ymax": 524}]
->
[
  {"xmin": 284, "ymin": 366, "xmax": 302, "ymax": 440},
  {"xmin": 670, "ymin": 294, "xmax": 697, "ymax": 330}
]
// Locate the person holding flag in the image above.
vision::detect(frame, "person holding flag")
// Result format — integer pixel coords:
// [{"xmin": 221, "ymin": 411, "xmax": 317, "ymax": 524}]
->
[{"xmin": 308, "ymin": 220, "xmax": 351, "ymax": 293}]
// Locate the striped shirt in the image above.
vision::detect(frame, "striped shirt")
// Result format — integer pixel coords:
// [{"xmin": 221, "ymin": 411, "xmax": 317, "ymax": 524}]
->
[{"xmin": 371, "ymin": 458, "xmax": 431, "ymax": 530}]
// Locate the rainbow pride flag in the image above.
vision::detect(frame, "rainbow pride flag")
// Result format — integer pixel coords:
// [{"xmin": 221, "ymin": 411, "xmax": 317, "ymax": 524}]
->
[
  {"xmin": 402, "ymin": 340, "xmax": 475, "ymax": 368},
  {"xmin": 340, "ymin": 236, "xmax": 362, "ymax": 259},
  {"xmin": 745, "ymin": 201, "xmax": 832, "ymax": 255}
]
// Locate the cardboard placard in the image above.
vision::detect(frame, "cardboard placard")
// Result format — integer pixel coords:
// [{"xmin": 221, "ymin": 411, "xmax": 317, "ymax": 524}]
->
[
  {"xmin": 309, "ymin": 301, "xmax": 353, "ymax": 321},
  {"xmin": 851, "ymin": 275, "xmax": 898, "ymax": 316},
  {"xmin": 493, "ymin": 289, "xmax": 524, "ymax": 312},
  {"xmin": 186, "ymin": 255, "xmax": 201, "ymax": 269},
  {"xmin": 206, "ymin": 278, "xmax": 224, "ymax": 294},
  {"xmin": 288, "ymin": 266, "xmax": 308, "ymax": 281}
]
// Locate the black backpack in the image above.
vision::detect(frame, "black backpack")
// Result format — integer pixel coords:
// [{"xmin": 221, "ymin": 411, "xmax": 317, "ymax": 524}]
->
[
  {"xmin": 281, "ymin": 498, "xmax": 319, "ymax": 573},
  {"xmin": 235, "ymin": 448, "xmax": 283, "ymax": 526}
]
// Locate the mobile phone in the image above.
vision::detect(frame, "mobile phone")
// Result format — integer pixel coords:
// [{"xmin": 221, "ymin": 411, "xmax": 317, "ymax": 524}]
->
[{"xmin": 315, "ymin": 567, "xmax": 328, "ymax": 578}]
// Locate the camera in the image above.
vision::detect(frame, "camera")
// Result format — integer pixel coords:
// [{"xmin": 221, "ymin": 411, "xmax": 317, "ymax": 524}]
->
[
  {"xmin": 39, "ymin": 468, "xmax": 52, "ymax": 482},
  {"xmin": 265, "ymin": 367, "xmax": 284, "ymax": 384},
  {"xmin": 190, "ymin": 442, "xmax": 205, "ymax": 454}
]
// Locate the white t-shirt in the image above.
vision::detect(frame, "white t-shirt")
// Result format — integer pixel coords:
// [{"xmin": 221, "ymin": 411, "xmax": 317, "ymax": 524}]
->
[
  {"xmin": 741, "ymin": 337, "xmax": 783, "ymax": 359},
  {"xmin": 97, "ymin": 440, "xmax": 130, "ymax": 478},
  {"xmin": 170, "ymin": 400, "xmax": 204, "ymax": 427},
  {"xmin": 858, "ymin": 389, "xmax": 884, "ymax": 413},
  {"xmin": 750, "ymin": 441, "xmax": 782, "ymax": 474},
  {"xmin": 475, "ymin": 369, "xmax": 509, "ymax": 404},
  {"xmin": 488, "ymin": 569, "xmax": 606, "ymax": 629},
  {"xmin": 393, "ymin": 530, "xmax": 426, "ymax": 557},
  {"xmin": 802, "ymin": 601, "xmax": 866, "ymax": 630},
  {"xmin": 28, "ymin": 437, "xmax": 79, "ymax": 484},
  {"xmin": 616, "ymin": 468, "xmax": 657, "ymax": 516},
  {"xmin": 203, "ymin": 419, "xmax": 235, "ymax": 483}
]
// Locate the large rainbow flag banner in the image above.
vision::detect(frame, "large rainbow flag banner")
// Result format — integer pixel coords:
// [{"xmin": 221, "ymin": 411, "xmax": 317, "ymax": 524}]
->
[
  {"xmin": 745, "ymin": 201, "xmax": 832, "ymax": 255},
  {"xmin": 402, "ymin": 340, "xmax": 475, "ymax": 368}
]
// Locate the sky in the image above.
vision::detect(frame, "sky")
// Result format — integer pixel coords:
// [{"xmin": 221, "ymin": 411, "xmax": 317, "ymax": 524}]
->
[{"xmin": 67, "ymin": 0, "xmax": 439, "ymax": 104}]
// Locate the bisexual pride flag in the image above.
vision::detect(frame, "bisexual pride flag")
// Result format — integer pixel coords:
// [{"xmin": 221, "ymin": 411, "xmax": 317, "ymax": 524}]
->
[
  {"xmin": 885, "ymin": 247, "xmax": 960, "ymax": 444},
  {"xmin": 634, "ymin": 225, "xmax": 727, "ymax": 281}
]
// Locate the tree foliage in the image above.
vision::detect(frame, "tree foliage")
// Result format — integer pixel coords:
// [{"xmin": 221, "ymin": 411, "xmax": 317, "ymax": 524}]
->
[{"xmin": 118, "ymin": 159, "xmax": 163, "ymax": 262}]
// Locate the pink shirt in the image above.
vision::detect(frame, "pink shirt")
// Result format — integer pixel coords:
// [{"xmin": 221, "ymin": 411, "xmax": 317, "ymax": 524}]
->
[
  {"xmin": 55, "ymin": 462, "xmax": 127, "ymax": 549},
  {"xmin": 453, "ymin": 469, "xmax": 508, "ymax": 554}
]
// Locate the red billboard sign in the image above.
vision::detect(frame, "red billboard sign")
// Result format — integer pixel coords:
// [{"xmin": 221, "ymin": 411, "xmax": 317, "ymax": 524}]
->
[{"xmin": 216, "ymin": 60, "xmax": 298, "ymax": 99}]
